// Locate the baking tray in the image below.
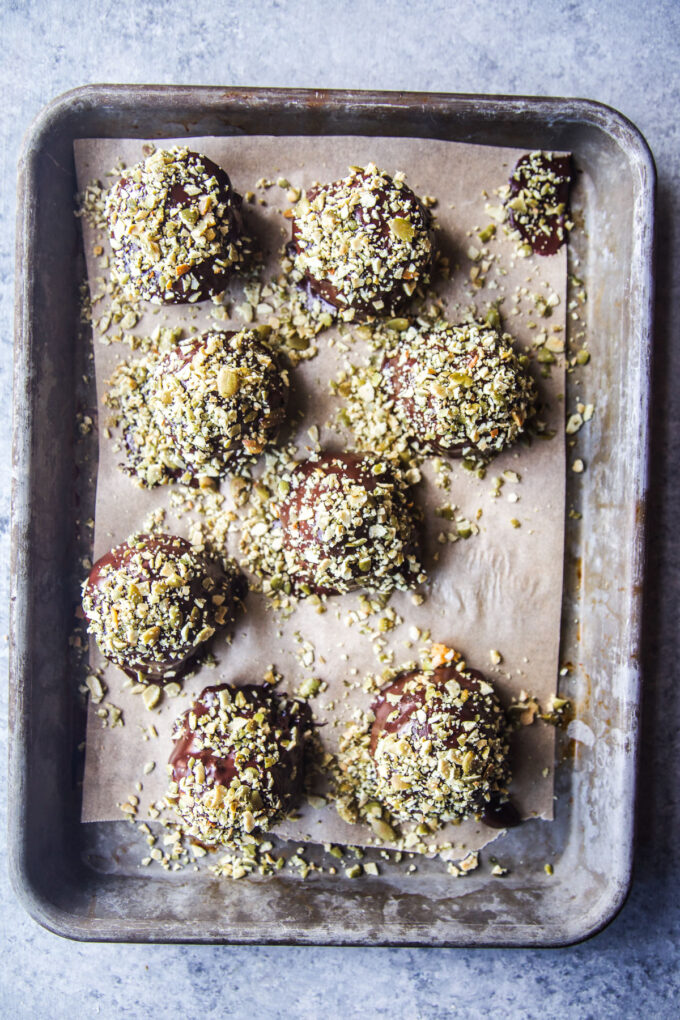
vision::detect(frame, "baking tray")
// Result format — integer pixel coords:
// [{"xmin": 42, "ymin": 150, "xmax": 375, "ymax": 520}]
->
[{"xmin": 9, "ymin": 86, "xmax": 654, "ymax": 946}]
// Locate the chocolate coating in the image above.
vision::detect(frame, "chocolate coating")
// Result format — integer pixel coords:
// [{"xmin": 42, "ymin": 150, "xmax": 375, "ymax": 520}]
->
[
  {"xmin": 82, "ymin": 534, "xmax": 246, "ymax": 682},
  {"xmin": 106, "ymin": 147, "xmax": 245, "ymax": 304},
  {"xmin": 380, "ymin": 320, "xmax": 536, "ymax": 458},
  {"xmin": 168, "ymin": 683, "xmax": 311, "ymax": 846},
  {"xmin": 369, "ymin": 663, "xmax": 510, "ymax": 825},
  {"xmin": 147, "ymin": 328, "xmax": 288, "ymax": 478},
  {"xmin": 507, "ymin": 152, "xmax": 572, "ymax": 256},
  {"xmin": 291, "ymin": 164, "xmax": 434, "ymax": 316},
  {"xmin": 481, "ymin": 796, "xmax": 521, "ymax": 829},
  {"xmin": 277, "ymin": 452, "xmax": 424, "ymax": 596}
]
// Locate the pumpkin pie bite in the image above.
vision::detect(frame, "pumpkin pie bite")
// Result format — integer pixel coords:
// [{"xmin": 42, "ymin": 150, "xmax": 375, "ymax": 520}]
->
[
  {"xmin": 506, "ymin": 151, "xmax": 572, "ymax": 256},
  {"xmin": 276, "ymin": 452, "xmax": 425, "ymax": 597},
  {"xmin": 291, "ymin": 163, "xmax": 434, "ymax": 318},
  {"xmin": 369, "ymin": 662, "xmax": 510, "ymax": 827},
  {"xmin": 145, "ymin": 328, "xmax": 288, "ymax": 479},
  {"xmin": 82, "ymin": 534, "xmax": 246, "ymax": 682},
  {"xmin": 167, "ymin": 683, "xmax": 312, "ymax": 847},
  {"xmin": 106, "ymin": 146, "xmax": 246, "ymax": 304},
  {"xmin": 381, "ymin": 320, "xmax": 535, "ymax": 459}
]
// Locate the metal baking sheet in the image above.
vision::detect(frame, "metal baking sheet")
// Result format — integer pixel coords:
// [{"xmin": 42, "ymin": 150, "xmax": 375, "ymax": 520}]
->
[{"xmin": 9, "ymin": 86, "xmax": 654, "ymax": 946}]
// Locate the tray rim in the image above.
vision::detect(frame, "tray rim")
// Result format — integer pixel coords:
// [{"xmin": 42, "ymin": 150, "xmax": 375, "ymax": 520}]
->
[{"xmin": 9, "ymin": 84, "xmax": 656, "ymax": 947}]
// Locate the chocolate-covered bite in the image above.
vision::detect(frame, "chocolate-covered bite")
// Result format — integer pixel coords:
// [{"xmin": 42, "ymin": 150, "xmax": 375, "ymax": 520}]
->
[
  {"xmin": 82, "ymin": 534, "xmax": 246, "ymax": 682},
  {"xmin": 369, "ymin": 663, "xmax": 510, "ymax": 826},
  {"xmin": 381, "ymin": 320, "xmax": 535, "ymax": 459},
  {"xmin": 167, "ymin": 683, "xmax": 311, "ymax": 847},
  {"xmin": 506, "ymin": 152, "xmax": 572, "ymax": 256},
  {"xmin": 146, "ymin": 328, "xmax": 288, "ymax": 478},
  {"xmin": 291, "ymin": 163, "xmax": 434, "ymax": 318},
  {"xmin": 106, "ymin": 147, "xmax": 245, "ymax": 304},
  {"xmin": 277, "ymin": 452, "xmax": 425, "ymax": 597}
]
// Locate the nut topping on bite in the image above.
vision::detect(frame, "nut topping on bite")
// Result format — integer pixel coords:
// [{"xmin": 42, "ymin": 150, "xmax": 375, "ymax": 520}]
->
[
  {"xmin": 369, "ymin": 664, "xmax": 510, "ymax": 826},
  {"xmin": 381, "ymin": 320, "xmax": 536, "ymax": 458},
  {"xmin": 292, "ymin": 163, "xmax": 434, "ymax": 316},
  {"xmin": 106, "ymin": 147, "xmax": 246, "ymax": 303},
  {"xmin": 82, "ymin": 534, "xmax": 246, "ymax": 682},
  {"xmin": 506, "ymin": 151, "xmax": 572, "ymax": 256},
  {"xmin": 146, "ymin": 328, "xmax": 288, "ymax": 478},
  {"xmin": 167, "ymin": 683, "xmax": 311, "ymax": 847},
  {"xmin": 275, "ymin": 452, "xmax": 425, "ymax": 597}
]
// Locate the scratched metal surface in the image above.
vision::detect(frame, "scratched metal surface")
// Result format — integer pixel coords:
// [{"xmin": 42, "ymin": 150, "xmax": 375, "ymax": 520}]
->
[{"xmin": 8, "ymin": 87, "xmax": 654, "ymax": 945}]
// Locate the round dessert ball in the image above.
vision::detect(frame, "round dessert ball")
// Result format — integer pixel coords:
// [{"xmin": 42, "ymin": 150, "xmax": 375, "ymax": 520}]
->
[
  {"xmin": 277, "ymin": 452, "xmax": 425, "ymax": 597},
  {"xmin": 381, "ymin": 320, "xmax": 536, "ymax": 458},
  {"xmin": 168, "ymin": 683, "xmax": 312, "ymax": 846},
  {"xmin": 82, "ymin": 534, "xmax": 246, "ymax": 682},
  {"xmin": 291, "ymin": 163, "xmax": 434, "ymax": 317},
  {"xmin": 147, "ymin": 328, "xmax": 288, "ymax": 478},
  {"xmin": 369, "ymin": 663, "xmax": 509, "ymax": 826},
  {"xmin": 106, "ymin": 147, "xmax": 244, "ymax": 304}
]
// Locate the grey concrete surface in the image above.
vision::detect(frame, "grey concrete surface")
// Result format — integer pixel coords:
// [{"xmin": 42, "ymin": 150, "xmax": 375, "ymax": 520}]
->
[{"xmin": 1, "ymin": 1, "xmax": 678, "ymax": 1017}]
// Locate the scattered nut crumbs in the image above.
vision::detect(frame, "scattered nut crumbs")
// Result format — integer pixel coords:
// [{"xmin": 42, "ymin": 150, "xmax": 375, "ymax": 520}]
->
[
  {"xmin": 447, "ymin": 851, "xmax": 479, "ymax": 877},
  {"xmin": 125, "ymin": 801, "xmax": 499, "ymax": 883},
  {"xmin": 73, "ymin": 142, "xmax": 590, "ymax": 887},
  {"xmin": 95, "ymin": 702, "xmax": 124, "ymax": 728},
  {"xmin": 84, "ymin": 673, "xmax": 107, "ymax": 704},
  {"xmin": 507, "ymin": 691, "xmax": 572, "ymax": 729},
  {"xmin": 238, "ymin": 274, "xmax": 335, "ymax": 366}
]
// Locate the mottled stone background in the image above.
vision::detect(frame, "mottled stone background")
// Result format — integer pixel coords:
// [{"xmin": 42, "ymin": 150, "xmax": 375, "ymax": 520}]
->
[{"xmin": 1, "ymin": 2, "xmax": 678, "ymax": 1017}]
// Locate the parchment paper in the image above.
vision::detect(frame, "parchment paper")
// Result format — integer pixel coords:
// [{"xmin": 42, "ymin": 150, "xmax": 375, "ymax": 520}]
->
[{"xmin": 75, "ymin": 135, "xmax": 567, "ymax": 856}]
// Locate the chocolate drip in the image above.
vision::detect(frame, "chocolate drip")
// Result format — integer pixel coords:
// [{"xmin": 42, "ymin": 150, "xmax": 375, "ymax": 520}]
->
[{"xmin": 508, "ymin": 153, "xmax": 572, "ymax": 256}]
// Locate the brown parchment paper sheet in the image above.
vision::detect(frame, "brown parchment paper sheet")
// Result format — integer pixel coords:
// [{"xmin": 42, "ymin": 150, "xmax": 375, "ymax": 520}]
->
[{"xmin": 75, "ymin": 135, "xmax": 567, "ymax": 857}]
